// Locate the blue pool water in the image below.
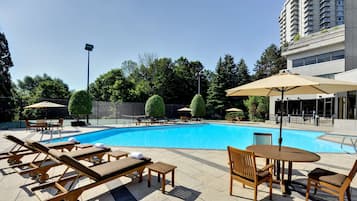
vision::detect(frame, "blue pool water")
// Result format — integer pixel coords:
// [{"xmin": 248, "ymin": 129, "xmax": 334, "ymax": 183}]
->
[{"xmin": 50, "ymin": 123, "xmax": 354, "ymax": 153}]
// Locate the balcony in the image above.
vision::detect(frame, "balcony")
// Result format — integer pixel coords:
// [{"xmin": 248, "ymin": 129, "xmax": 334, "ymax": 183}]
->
[
  {"xmin": 320, "ymin": 2, "xmax": 330, "ymax": 9},
  {"xmin": 291, "ymin": 18, "xmax": 299, "ymax": 25},
  {"xmin": 320, "ymin": 0, "xmax": 330, "ymax": 4},
  {"xmin": 320, "ymin": 7, "xmax": 330, "ymax": 14}
]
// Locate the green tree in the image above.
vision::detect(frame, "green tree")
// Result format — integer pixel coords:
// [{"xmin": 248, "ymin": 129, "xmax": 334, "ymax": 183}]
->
[
  {"xmin": 206, "ymin": 55, "xmax": 239, "ymax": 118},
  {"xmin": 253, "ymin": 44, "xmax": 286, "ymax": 80},
  {"xmin": 16, "ymin": 74, "xmax": 71, "ymax": 120},
  {"xmin": 0, "ymin": 32, "xmax": 15, "ymax": 122},
  {"xmin": 121, "ymin": 60, "xmax": 138, "ymax": 77},
  {"xmin": 89, "ymin": 69, "xmax": 133, "ymax": 102},
  {"xmin": 34, "ymin": 79, "xmax": 70, "ymax": 99},
  {"xmin": 145, "ymin": 95, "xmax": 165, "ymax": 118},
  {"xmin": 243, "ymin": 96, "xmax": 269, "ymax": 121},
  {"xmin": 68, "ymin": 90, "xmax": 92, "ymax": 121},
  {"xmin": 190, "ymin": 94, "xmax": 206, "ymax": 117},
  {"xmin": 237, "ymin": 58, "xmax": 250, "ymax": 86},
  {"xmin": 173, "ymin": 57, "xmax": 208, "ymax": 104},
  {"xmin": 147, "ymin": 58, "xmax": 178, "ymax": 103}
]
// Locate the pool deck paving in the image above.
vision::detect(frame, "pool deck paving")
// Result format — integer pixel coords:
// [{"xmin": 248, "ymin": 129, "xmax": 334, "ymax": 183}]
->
[{"xmin": 0, "ymin": 123, "xmax": 356, "ymax": 201}]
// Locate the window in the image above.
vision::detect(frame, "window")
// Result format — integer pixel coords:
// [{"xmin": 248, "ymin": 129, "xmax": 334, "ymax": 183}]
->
[
  {"xmin": 292, "ymin": 50, "xmax": 344, "ymax": 68},
  {"xmin": 331, "ymin": 50, "xmax": 344, "ymax": 60},
  {"xmin": 305, "ymin": 56, "xmax": 316, "ymax": 65},
  {"xmin": 292, "ymin": 58, "xmax": 304, "ymax": 67},
  {"xmin": 317, "ymin": 53, "xmax": 330, "ymax": 63}
]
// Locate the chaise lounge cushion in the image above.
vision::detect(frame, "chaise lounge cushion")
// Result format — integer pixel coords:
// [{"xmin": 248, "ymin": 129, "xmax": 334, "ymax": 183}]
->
[
  {"xmin": 308, "ymin": 168, "xmax": 347, "ymax": 187},
  {"xmin": 48, "ymin": 149, "xmax": 151, "ymax": 181},
  {"xmin": 91, "ymin": 157, "xmax": 151, "ymax": 180}
]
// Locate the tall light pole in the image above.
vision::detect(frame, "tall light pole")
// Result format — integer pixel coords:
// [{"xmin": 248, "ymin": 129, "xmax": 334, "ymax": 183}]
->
[
  {"xmin": 85, "ymin": 43, "xmax": 94, "ymax": 124},
  {"xmin": 196, "ymin": 70, "xmax": 202, "ymax": 94}
]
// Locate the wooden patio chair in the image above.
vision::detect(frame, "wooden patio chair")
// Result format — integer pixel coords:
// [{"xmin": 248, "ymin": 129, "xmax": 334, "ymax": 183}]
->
[
  {"xmin": 227, "ymin": 146, "xmax": 273, "ymax": 201},
  {"xmin": 306, "ymin": 159, "xmax": 357, "ymax": 201},
  {"xmin": 31, "ymin": 149, "xmax": 152, "ymax": 201}
]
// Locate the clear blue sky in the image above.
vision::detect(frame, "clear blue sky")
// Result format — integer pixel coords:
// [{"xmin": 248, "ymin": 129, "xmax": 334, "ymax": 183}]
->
[{"xmin": 0, "ymin": 0, "xmax": 285, "ymax": 90}]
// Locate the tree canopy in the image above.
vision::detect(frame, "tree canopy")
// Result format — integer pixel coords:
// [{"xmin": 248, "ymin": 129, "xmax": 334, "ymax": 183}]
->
[
  {"xmin": 253, "ymin": 44, "xmax": 286, "ymax": 80},
  {"xmin": 0, "ymin": 33, "xmax": 14, "ymax": 122},
  {"xmin": 206, "ymin": 55, "xmax": 240, "ymax": 118},
  {"xmin": 89, "ymin": 69, "xmax": 133, "ymax": 102}
]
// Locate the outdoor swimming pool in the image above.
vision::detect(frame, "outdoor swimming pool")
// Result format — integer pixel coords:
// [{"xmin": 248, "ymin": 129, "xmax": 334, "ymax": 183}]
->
[{"xmin": 51, "ymin": 123, "xmax": 354, "ymax": 153}]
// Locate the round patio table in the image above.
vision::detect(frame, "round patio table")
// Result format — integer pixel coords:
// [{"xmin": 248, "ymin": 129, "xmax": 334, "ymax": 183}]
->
[{"xmin": 246, "ymin": 145, "xmax": 320, "ymax": 193}]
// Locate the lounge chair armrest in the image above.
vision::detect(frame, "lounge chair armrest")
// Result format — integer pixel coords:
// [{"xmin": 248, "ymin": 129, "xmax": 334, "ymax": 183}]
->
[{"xmin": 261, "ymin": 163, "xmax": 273, "ymax": 172}]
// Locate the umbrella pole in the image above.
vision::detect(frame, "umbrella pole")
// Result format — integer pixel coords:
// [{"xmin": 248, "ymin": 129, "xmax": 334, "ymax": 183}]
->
[{"xmin": 279, "ymin": 90, "xmax": 284, "ymax": 151}]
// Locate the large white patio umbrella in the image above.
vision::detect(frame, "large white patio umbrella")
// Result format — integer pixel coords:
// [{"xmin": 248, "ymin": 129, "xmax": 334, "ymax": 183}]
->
[
  {"xmin": 226, "ymin": 70, "xmax": 357, "ymax": 151},
  {"xmin": 24, "ymin": 101, "xmax": 66, "ymax": 109},
  {"xmin": 24, "ymin": 101, "xmax": 66, "ymax": 119}
]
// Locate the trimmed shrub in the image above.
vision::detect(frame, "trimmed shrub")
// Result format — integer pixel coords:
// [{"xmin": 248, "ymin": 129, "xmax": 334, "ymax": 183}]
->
[
  {"xmin": 145, "ymin": 95, "xmax": 165, "ymax": 118},
  {"xmin": 190, "ymin": 94, "xmax": 206, "ymax": 117},
  {"xmin": 225, "ymin": 111, "xmax": 244, "ymax": 121},
  {"xmin": 68, "ymin": 90, "xmax": 92, "ymax": 121}
]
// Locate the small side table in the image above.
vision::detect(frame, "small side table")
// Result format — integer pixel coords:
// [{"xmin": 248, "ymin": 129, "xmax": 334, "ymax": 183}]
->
[
  {"xmin": 107, "ymin": 150, "xmax": 129, "ymax": 161},
  {"xmin": 147, "ymin": 162, "xmax": 177, "ymax": 193}
]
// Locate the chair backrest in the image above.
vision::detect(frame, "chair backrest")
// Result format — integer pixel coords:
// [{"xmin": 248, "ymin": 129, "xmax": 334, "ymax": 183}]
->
[
  {"xmin": 48, "ymin": 149, "xmax": 101, "ymax": 180},
  {"xmin": 227, "ymin": 146, "xmax": 257, "ymax": 181},
  {"xmin": 348, "ymin": 160, "xmax": 357, "ymax": 181},
  {"xmin": 253, "ymin": 133, "xmax": 272, "ymax": 145}
]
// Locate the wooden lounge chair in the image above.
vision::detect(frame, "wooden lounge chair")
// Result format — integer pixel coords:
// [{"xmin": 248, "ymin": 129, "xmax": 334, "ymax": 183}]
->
[
  {"xmin": 12, "ymin": 140, "xmax": 111, "ymax": 182},
  {"xmin": 31, "ymin": 149, "xmax": 152, "ymax": 201},
  {"xmin": 305, "ymin": 159, "xmax": 357, "ymax": 201},
  {"xmin": 0, "ymin": 135, "xmax": 79, "ymax": 165},
  {"xmin": 227, "ymin": 146, "xmax": 273, "ymax": 201}
]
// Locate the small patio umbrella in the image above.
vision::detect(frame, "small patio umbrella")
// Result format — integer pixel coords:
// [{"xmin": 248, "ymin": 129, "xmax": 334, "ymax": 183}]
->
[
  {"xmin": 226, "ymin": 70, "xmax": 357, "ymax": 151},
  {"xmin": 225, "ymin": 108, "xmax": 243, "ymax": 112},
  {"xmin": 177, "ymin": 107, "xmax": 191, "ymax": 112}
]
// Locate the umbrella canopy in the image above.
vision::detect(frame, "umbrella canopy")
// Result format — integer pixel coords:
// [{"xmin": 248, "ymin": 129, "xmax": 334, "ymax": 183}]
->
[
  {"xmin": 226, "ymin": 70, "xmax": 357, "ymax": 150},
  {"xmin": 225, "ymin": 108, "xmax": 243, "ymax": 112},
  {"xmin": 226, "ymin": 71, "xmax": 357, "ymax": 96},
  {"xmin": 24, "ymin": 101, "xmax": 66, "ymax": 109},
  {"xmin": 177, "ymin": 107, "xmax": 191, "ymax": 112}
]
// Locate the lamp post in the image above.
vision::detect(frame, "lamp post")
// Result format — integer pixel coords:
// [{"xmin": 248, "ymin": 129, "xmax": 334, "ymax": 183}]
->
[
  {"xmin": 84, "ymin": 43, "xmax": 94, "ymax": 124},
  {"xmin": 196, "ymin": 70, "xmax": 202, "ymax": 94}
]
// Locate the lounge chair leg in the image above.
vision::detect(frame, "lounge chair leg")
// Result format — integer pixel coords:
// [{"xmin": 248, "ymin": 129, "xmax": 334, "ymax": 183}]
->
[
  {"xmin": 306, "ymin": 179, "xmax": 311, "ymax": 201},
  {"xmin": 229, "ymin": 176, "xmax": 233, "ymax": 195},
  {"xmin": 269, "ymin": 176, "xmax": 272, "ymax": 200}
]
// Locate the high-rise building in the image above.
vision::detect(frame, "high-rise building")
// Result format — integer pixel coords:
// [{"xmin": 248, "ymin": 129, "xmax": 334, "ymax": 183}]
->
[{"xmin": 279, "ymin": 0, "xmax": 345, "ymax": 45}]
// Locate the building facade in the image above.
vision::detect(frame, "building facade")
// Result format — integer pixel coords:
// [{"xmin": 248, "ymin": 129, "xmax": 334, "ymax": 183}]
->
[
  {"xmin": 272, "ymin": 0, "xmax": 357, "ymax": 122},
  {"xmin": 279, "ymin": 0, "xmax": 345, "ymax": 45}
]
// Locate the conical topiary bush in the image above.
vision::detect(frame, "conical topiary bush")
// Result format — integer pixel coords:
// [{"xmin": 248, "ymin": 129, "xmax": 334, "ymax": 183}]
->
[
  {"xmin": 145, "ymin": 95, "xmax": 165, "ymax": 118},
  {"xmin": 190, "ymin": 94, "xmax": 206, "ymax": 117}
]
